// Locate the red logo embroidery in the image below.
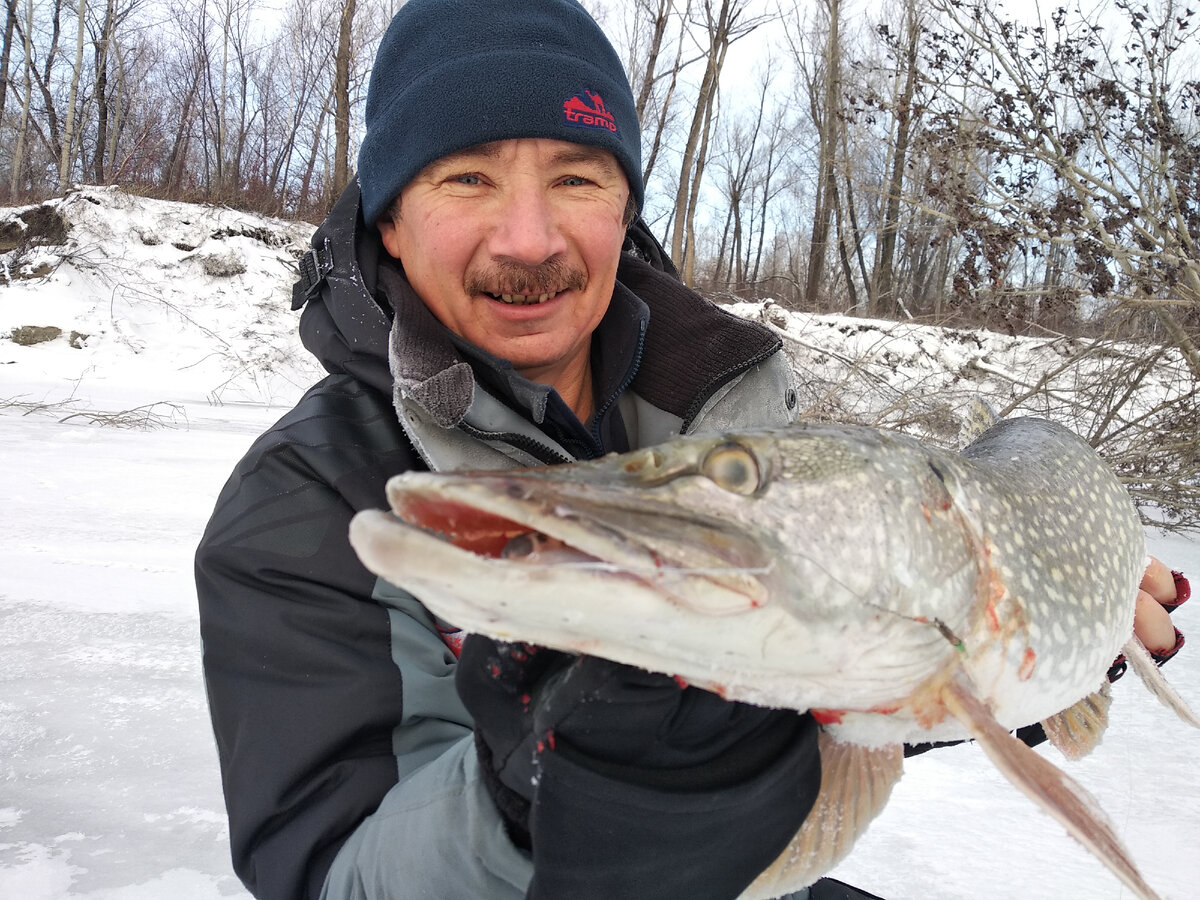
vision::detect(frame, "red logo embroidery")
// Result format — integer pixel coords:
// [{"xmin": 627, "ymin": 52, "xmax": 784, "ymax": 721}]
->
[{"xmin": 563, "ymin": 90, "xmax": 618, "ymax": 134}]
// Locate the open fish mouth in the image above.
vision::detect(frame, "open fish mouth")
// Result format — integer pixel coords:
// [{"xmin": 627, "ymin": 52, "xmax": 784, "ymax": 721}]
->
[{"xmin": 358, "ymin": 463, "xmax": 777, "ymax": 612}]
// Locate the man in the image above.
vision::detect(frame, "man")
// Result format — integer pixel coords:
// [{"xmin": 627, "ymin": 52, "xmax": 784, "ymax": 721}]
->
[{"xmin": 196, "ymin": 2, "xmax": 1187, "ymax": 899}]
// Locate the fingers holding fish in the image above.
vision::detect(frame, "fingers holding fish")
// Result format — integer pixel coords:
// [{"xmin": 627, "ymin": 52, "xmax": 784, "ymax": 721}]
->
[
  {"xmin": 1134, "ymin": 589, "xmax": 1178, "ymax": 655},
  {"xmin": 1133, "ymin": 555, "xmax": 1189, "ymax": 663},
  {"xmin": 1140, "ymin": 556, "xmax": 1178, "ymax": 605}
]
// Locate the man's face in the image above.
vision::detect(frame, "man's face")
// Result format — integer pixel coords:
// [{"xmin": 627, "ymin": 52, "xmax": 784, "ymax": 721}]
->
[{"xmin": 378, "ymin": 138, "xmax": 631, "ymax": 391}]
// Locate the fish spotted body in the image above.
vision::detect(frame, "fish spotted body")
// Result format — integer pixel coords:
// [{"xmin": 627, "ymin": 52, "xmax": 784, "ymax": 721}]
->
[{"xmin": 349, "ymin": 417, "xmax": 1195, "ymax": 899}]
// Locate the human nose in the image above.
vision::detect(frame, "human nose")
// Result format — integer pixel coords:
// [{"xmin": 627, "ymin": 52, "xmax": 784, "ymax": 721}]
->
[{"xmin": 486, "ymin": 188, "xmax": 569, "ymax": 264}]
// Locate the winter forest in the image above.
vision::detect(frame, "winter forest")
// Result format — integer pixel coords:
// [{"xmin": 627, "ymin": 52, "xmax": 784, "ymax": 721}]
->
[
  {"xmin": 3, "ymin": 3, "xmax": 1200, "ymax": 894},
  {"xmin": 3, "ymin": 0, "xmax": 1199, "ymax": 526}
]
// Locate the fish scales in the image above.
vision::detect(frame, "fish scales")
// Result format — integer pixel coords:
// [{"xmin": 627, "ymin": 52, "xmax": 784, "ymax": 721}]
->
[{"xmin": 349, "ymin": 416, "xmax": 1194, "ymax": 900}]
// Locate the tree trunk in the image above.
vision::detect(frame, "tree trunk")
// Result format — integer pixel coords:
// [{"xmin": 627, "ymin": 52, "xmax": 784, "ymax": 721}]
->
[
  {"xmin": 682, "ymin": 74, "xmax": 721, "ymax": 284},
  {"xmin": 230, "ymin": 33, "xmax": 250, "ymax": 190},
  {"xmin": 92, "ymin": 0, "xmax": 116, "ymax": 182},
  {"xmin": 639, "ymin": 0, "xmax": 690, "ymax": 189},
  {"xmin": 299, "ymin": 87, "xmax": 332, "ymax": 216},
  {"xmin": 750, "ymin": 108, "xmax": 787, "ymax": 288},
  {"xmin": 105, "ymin": 37, "xmax": 124, "ymax": 175},
  {"xmin": 669, "ymin": 2, "xmax": 721, "ymax": 271},
  {"xmin": 803, "ymin": 0, "xmax": 840, "ymax": 310},
  {"xmin": 833, "ymin": 176, "xmax": 859, "ymax": 312},
  {"xmin": 632, "ymin": 0, "xmax": 671, "ymax": 120},
  {"xmin": 715, "ymin": 202, "xmax": 733, "ymax": 284},
  {"xmin": 27, "ymin": 0, "xmax": 66, "ymax": 169},
  {"xmin": 871, "ymin": 0, "xmax": 920, "ymax": 318},
  {"xmin": 670, "ymin": 0, "xmax": 756, "ymax": 281},
  {"xmin": 9, "ymin": 0, "xmax": 34, "ymax": 196},
  {"xmin": 332, "ymin": 0, "xmax": 356, "ymax": 197},
  {"xmin": 58, "ymin": 0, "xmax": 87, "ymax": 191},
  {"xmin": 162, "ymin": 65, "xmax": 201, "ymax": 193},
  {"xmin": 840, "ymin": 158, "xmax": 871, "ymax": 307},
  {"xmin": 215, "ymin": 0, "xmax": 231, "ymax": 196},
  {"xmin": 0, "ymin": 0, "xmax": 18, "ymax": 121}
]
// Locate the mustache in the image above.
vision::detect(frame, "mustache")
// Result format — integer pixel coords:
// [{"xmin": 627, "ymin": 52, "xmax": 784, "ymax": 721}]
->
[{"xmin": 465, "ymin": 259, "xmax": 587, "ymax": 297}]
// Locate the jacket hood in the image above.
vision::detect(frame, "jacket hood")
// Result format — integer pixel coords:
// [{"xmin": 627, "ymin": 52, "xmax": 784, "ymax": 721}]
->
[{"xmin": 295, "ymin": 182, "xmax": 395, "ymax": 395}]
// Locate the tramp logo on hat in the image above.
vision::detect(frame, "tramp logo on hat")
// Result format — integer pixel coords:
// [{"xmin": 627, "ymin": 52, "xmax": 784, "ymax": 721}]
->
[{"xmin": 563, "ymin": 90, "xmax": 618, "ymax": 134}]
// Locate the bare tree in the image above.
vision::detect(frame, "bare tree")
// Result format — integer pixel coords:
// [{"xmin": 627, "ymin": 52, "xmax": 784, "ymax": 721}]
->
[
  {"xmin": 56, "ymin": 0, "xmax": 86, "ymax": 190},
  {"xmin": 629, "ymin": 0, "xmax": 673, "ymax": 119},
  {"xmin": 625, "ymin": 0, "xmax": 700, "ymax": 193},
  {"xmin": 252, "ymin": 0, "xmax": 336, "ymax": 202},
  {"xmin": 274, "ymin": 0, "xmax": 341, "ymax": 213},
  {"xmin": 57, "ymin": 0, "xmax": 142, "ymax": 185},
  {"xmin": 91, "ymin": 0, "xmax": 115, "ymax": 181},
  {"xmin": 331, "ymin": 0, "xmax": 356, "ymax": 197},
  {"xmin": 160, "ymin": 2, "xmax": 207, "ymax": 195},
  {"xmin": 870, "ymin": 0, "xmax": 922, "ymax": 318},
  {"xmin": 8, "ymin": 0, "xmax": 33, "ymax": 197},
  {"xmin": 205, "ymin": 0, "xmax": 256, "ymax": 198},
  {"xmin": 746, "ymin": 99, "xmax": 793, "ymax": 290},
  {"xmin": 711, "ymin": 67, "xmax": 774, "ymax": 293},
  {"xmin": 797, "ymin": 0, "xmax": 842, "ymax": 310},
  {"xmin": 668, "ymin": 0, "xmax": 766, "ymax": 283},
  {"xmin": 21, "ymin": 0, "xmax": 68, "ymax": 172},
  {"xmin": 917, "ymin": 0, "xmax": 1200, "ymax": 369},
  {"xmin": 1, "ymin": 0, "xmax": 17, "ymax": 121}
]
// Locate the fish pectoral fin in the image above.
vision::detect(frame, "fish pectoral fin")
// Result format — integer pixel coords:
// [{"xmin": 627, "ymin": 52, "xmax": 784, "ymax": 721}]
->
[
  {"xmin": 941, "ymin": 677, "xmax": 1162, "ymax": 900},
  {"xmin": 1040, "ymin": 682, "xmax": 1112, "ymax": 761},
  {"xmin": 739, "ymin": 732, "xmax": 902, "ymax": 900},
  {"xmin": 1122, "ymin": 635, "xmax": 1200, "ymax": 728}
]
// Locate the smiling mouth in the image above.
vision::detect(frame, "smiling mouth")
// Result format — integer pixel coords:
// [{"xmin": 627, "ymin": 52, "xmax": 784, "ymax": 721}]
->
[{"xmin": 487, "ymin": 290, "xmax": 563, "ymax": 306}]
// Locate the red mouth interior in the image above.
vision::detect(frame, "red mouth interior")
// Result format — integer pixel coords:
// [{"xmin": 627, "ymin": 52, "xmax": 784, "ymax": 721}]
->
[{"xmin": 393, "ymin": 496, "xmax": 531, "ymax": 559}]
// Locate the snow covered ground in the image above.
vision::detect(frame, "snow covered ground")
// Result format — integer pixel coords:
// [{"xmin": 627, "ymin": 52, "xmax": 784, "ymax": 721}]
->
[{"xmin": 2, "ymin": 189, "xmax": 1197, "ymax": 899}]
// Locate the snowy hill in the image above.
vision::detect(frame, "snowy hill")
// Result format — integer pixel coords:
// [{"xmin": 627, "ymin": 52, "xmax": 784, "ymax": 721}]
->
[
  {"xmin": 2, "ymin": 186, "xmax": 320, "ymax": 414},
  {"xmin": 1, "ymin": 189, "xmax": 1197, "ymax": 899}
]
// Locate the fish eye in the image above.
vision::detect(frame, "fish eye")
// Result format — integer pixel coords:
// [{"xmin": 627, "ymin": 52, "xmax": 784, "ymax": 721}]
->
[{"xmin": 701, "ymin": 444, "xmax": 760, "ymax": 495}]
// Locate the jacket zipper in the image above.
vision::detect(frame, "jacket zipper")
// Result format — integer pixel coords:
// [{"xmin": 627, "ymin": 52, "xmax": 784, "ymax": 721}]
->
[{"xmin": 588, "ymin": 317, "xmax": 648, "ymax": 455}]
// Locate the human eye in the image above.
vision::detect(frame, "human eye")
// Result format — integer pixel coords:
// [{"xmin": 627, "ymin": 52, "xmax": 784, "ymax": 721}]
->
[
  {"xmin": 559, "ymin": 174, "xmax": 594, "ymax": 187},
  {"xmin": 449, "ymin": 172, "xmax": 483, "ymax": 186}
]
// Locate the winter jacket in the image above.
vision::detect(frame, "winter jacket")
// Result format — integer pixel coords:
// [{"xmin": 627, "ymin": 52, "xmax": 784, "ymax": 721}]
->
[{"xmin": 195, "ymin": 181, "xmax": 806, "ymax": 900}]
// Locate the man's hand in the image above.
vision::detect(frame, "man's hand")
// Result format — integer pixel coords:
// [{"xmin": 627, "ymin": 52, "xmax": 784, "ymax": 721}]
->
[
  {"xmin": 1131, "ymin": 555, "xmax": 1187, "ymax": 665},
  {"xmin": 457, "ymin": 635, "xmax": 821, "ymax": 900}
]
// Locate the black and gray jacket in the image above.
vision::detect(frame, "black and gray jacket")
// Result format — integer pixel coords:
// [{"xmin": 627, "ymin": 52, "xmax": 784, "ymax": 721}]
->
[{"xmin": 195, "ymin": 181, "xmax": 801, "ymax": 900}]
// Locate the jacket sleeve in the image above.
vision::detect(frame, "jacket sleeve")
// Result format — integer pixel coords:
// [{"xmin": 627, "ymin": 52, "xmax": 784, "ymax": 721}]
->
[
  {"xmin": 196, "ymin": 376, "xmax": 529, "ymax": 899},
  {"xmin": 319, "ymin": 583, "xmax": 533, "ymax": 900}
]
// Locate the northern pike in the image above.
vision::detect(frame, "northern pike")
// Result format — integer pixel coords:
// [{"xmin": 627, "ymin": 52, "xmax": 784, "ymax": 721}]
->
[{"xmin": 349, "ymin": 417, "xmax": 1198, "ymax": 899}]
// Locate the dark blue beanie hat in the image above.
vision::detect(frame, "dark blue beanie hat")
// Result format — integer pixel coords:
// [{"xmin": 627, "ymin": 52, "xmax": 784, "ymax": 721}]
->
[{"xmin": 358, "ymin": 0, "xmax": 643, "ymax": 225}]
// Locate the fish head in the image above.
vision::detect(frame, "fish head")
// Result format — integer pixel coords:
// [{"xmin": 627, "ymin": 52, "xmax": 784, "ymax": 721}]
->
[
  {"xmin": 361, "ymin": 430, "xmax": 791, "ymax": 615},
  {"xmin": 350, "ymin": 425, "xmax": 969, "ymax": 710}
]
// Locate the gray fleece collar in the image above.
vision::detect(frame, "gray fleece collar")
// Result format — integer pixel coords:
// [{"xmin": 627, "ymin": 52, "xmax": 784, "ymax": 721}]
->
[{"xmin": 380, "ymin": 264, "xmax": 476, "ymax": 428}]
